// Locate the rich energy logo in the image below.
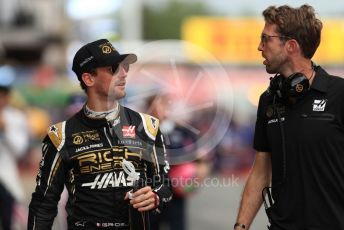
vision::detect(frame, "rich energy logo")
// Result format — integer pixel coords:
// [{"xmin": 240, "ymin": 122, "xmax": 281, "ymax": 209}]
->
[
  {"xmin": 75, "ymin": 148, "xmax": 142, "ymax": 174},
  {"xmin": 81, "ymin": 171, "xmax": 140, "ymax": 189}
]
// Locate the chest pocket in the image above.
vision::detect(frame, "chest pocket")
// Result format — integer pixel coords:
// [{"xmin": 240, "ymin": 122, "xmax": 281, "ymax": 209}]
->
[
  {"xmin": 300, "ymin": 112, "xmax": 335, "ymax": 121},
  {"xmin": 298, "ymin": 112, "xmax": 338, "ymax": 141}
]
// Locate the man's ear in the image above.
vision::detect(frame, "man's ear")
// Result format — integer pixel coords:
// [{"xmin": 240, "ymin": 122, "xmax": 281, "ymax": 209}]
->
[
  {"xmin": 286, "ymin": 39, "xmax": 299, "ymax": 53},
  {"xmin": 81, "ymin": 73, "xmax": 95, "ymax": 87}
]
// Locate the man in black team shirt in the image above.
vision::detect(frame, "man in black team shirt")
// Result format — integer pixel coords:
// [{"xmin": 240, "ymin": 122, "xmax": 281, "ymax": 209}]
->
[
  {"xmin": 234, "ymin": 4, "xmax": 344, "ymax": 230},
  {"xmin": 28, "ymin": 39, "xmax": 172, "ymax": 229}
]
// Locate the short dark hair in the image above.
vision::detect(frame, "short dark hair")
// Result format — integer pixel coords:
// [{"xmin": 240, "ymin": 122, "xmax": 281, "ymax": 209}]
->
[
  {"xmin": 78, "ymin": 68, "xmax": 97, "ymax": 92},
  {"xmin": 263, "ymin": 4, "xmax": 323, "ymax": 59}
]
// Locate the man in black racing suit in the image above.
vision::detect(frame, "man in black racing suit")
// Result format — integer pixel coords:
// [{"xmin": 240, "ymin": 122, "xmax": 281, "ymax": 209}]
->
[{"xmin": 28, "ymin": 39, "xmax": 172, "ymax": 229}]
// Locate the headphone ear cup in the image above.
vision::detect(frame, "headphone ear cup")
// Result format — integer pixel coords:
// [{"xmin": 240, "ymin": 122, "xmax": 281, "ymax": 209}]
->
[
  {"xmin": 268, "ymin": 74, "xmax": 286, "ymax": 100},
  {"xmin": 286, "ymin": 72, "xmax": 309, "ymax": 98}
]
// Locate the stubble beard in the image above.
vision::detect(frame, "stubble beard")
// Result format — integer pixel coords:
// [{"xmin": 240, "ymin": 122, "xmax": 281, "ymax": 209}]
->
[
  {"xmin": 109, "ymin": 90, "xmax": 126, "ymax": 101},
  {"xmin": 265, "ymin": 58, "xmax": 286, "ymax": 75},
  {"xmin": 266, "ymin": 65, "xmax": 277, "ymax": 74}
]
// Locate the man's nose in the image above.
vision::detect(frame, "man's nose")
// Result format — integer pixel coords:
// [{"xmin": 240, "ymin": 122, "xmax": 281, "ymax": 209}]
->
[
  {"xmin": 258, "ymin": 41, "xmax": 264, "ymax": 51},
  {"xmin": 118, "ymin": 65, "xmax": 129, "ymax": 78}
]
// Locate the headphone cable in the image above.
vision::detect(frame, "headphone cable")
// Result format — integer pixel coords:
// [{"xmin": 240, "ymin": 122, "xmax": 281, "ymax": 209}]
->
[{"xmin": 262, "ymin": 95, "xmax": 288, "ymax": 229}]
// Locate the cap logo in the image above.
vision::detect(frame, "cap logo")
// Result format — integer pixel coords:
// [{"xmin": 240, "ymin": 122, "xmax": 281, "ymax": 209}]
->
[
  {"xmin": 100, "ymin": 42, "xmax": 116, "ymax": 54},
  {"xmin": 80, "ymin": 56, "xmax": 94, "ymax": 67},
  {"xmin": 102, "ymin": 45, "xmax": 112, "ymax": 54}
]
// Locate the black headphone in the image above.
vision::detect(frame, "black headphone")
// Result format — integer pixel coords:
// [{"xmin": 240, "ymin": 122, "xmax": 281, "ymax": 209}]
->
[
  {"xmin": 267, "ymin": 62, "xmax": 318, "ymax": 103},
  {"xmin": 268, "ymin": 72, "xmax": 309, "ymax": 102}
]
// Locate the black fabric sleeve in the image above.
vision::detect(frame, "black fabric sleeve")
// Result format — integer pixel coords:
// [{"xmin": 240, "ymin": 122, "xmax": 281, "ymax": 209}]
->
[
  {"xmin": 146, "ymin": 129, "xmax": 172, "ymax": 213},
  {"xmin": 28, "ymin": 136, "xmax": 66, "ymax": 230},
  {"xmin": 253, "ymin": 93, "xmax": 270, "ymax": 152}
]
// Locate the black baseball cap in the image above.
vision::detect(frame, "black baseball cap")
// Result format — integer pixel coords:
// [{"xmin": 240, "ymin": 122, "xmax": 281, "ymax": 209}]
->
[{"xmin": 72, "ymin": 39, "xmax": 137, "ymax": 79}]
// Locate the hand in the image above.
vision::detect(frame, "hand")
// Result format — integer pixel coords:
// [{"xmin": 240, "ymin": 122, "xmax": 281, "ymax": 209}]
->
[{"xmin": 124, "ymin": 186, "xmax": 159, "ymax": 212}]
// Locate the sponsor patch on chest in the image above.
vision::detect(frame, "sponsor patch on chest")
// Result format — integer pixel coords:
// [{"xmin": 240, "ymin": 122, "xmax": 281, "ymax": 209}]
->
[
  {"xmin": 81, "ymin": 171, "xmax": 140, "ymax": 189},
  {"xmin": 122, "ymin": 125, "xmax": 136, "ymax": 138},
  {"xmin": 313, "ymin": 99, "xmax": 327, "ymax": 111}
]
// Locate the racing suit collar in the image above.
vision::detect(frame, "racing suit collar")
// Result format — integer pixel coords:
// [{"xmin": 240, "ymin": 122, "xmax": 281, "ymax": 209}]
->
[
  {"xmin": 84, "ymin": 103, "xmax": 120, "ymax": 120},
  {"xmin": 75, "ymin": 105, "xmax": 121, "ymax": 128}
]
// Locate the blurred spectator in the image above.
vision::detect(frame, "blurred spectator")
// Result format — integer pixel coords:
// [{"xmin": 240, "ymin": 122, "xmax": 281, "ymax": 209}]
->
[
  {"xmin": 146, "ymin": 94, "xmax": 210, "ymax": 230},
  {"xmin": 63, "ymin": 92, "xmax": 86, "ymax": 118},
  {"xmin": 214, "ymin": 120, "xmax": 255, "ymax": 176},
  {"xmin": 25, "ymin": 106, "xmax": 51, "ymax": 141},
  {"xmin": 0, "ymin": 66, "xmax": 29, "ymax": 229}
]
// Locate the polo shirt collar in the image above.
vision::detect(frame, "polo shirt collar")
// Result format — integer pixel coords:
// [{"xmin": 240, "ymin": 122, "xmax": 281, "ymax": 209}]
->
[{"xmin": 310, "ymin": 66, "xmax": 328, "ymax": 93}]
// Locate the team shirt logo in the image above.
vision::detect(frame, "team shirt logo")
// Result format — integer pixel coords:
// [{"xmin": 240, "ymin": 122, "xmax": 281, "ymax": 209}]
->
[
  {"xmin": 313, "ymin": 99, "xmax": 327, "ymax": 111},
  {"xmin": 122, "ymin": 126, "xmax": 136, "ymax": 138}
]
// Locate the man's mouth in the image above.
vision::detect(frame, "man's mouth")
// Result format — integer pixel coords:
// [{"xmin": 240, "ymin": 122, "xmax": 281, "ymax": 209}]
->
[{"xmin": 116, "ymin": 81, "xmax": 126, "ymax": 87}]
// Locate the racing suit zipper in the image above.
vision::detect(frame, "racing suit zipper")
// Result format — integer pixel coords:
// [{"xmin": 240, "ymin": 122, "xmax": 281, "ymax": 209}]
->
[{"xmin": 104, "ymin": 126, "xmax": 114, "ymax": 147}]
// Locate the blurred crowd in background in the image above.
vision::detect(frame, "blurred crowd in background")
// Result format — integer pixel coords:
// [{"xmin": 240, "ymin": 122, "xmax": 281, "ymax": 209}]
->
[{"xmin": 1, "ymin": 0, "xmax": 344, "ymax": 229}]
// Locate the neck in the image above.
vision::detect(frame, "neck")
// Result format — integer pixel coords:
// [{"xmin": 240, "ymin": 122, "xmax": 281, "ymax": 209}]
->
[
  {"xmin": 282, "ymin": 59, "xmax": 314, "ymax": 81},
  {"xmin": 86, "ymin": 96, "xmax": 118, "ymax": 112},
  {"xmin": 84, "ymin": 103, "xmax": 119, "ymax": 120}
]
